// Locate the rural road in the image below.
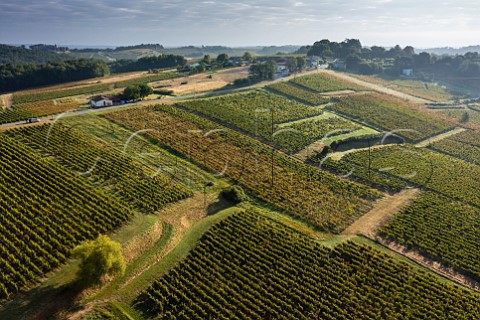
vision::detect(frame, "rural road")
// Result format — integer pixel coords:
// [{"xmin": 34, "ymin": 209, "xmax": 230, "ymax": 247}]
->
[{"xmin": 0, "ymin": 67, "xmax": 327, "ymax": 131}]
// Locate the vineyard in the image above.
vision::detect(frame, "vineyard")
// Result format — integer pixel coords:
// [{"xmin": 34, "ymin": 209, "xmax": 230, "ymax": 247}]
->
[
  {"xmin": 0, "ymin": 134, "xmax": 133, "ymax": 301},
  {"xmin": 441, "ymin": 109, "xmax": 480, "ymax": 126},
  {"xmin": 114, "ymin": 72, "xmax": 179, "ymax": 88},
  {"xmin": 13, "ymin": 83, "xmax": 112, "ymax": 104},
  {"xmin": 290, "ymin": 72, "xmax": 367, "ymax": 92},
  {"xmin": 177, "ymin": 90, "xmax": 364, "ymax": 153},
  {"xmin": 326, "ymin": 93, "xmax": 455, "ymax": 141},
  {"xmin": 61, "ymin": 114, "xmax": 215, "ymax": 191},
  {"xmin": 348, "ymin": 74, "xmax": 455, "ymax": 101},
  {"xmin": 429, "ymin": 129, "xmax": 480, "ymax": 164},
  {"xmin": 136, "ymin": 211, "xmax": 480, "ymax": 319},
  {"xmin": 379, "ymin": 191, "xmax": 480, "ymax": 281},
  {"xmin": 340, "ymin": 144, "xmax": 480, "ymax": 207},
  {"xmin": 0, "ymin": 99, "xmax": 80, "ymax": 124},
  {"xmin": 277, "ymin": 116, "xmax": 362, "ymax": 153},
  {"xmin": 266, "ymin": 81, "xmax": 329, "ymax": 105},
  {"xmin": 7, "ymin": 124, "xmax": 192, "ymax": 213},
  {"xmin": 105, "ymin": 104, "xmax": 380, "ymax": 232},
  {"xmin": 320, "ymin": 157, "xmax": 408, "ymax": 192}
]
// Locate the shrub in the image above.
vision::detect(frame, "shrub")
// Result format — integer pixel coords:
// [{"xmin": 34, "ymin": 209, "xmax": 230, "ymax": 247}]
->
[{"xmin": 220, "ymin": 185, "xmax": 248, "ymax": 203}]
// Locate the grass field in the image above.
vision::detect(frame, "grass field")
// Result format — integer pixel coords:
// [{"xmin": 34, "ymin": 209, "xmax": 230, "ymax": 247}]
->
[{"xmin": 349, "ymin": 74, "xmax": 456, "ymax": 101}]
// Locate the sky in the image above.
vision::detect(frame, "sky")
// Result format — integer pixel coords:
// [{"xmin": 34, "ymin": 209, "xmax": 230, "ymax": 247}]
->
[{"xmin": 0, "ymin": 0, "xmax": 479, "ymax": 48}]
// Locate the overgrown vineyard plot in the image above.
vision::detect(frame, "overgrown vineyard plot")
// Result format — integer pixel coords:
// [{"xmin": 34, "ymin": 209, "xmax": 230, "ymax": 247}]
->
[
  {"xmin": 320, "ymin": 157, "xmax": 408, "ymax": 192},
  {"xmin": 430, "ymin": 130, "xmax": 480, "ymax": 164},
  {"xmin": 136, "ymin": 211, "xmax": 480, "ymax": 319},
  {"xmin": 61, "ymin": 114, "xmax": 214, "ymax": 191},
  {"xmin": 267, "ymin": 82, "xmax": 329, "ymax": 105},
  {"xmin": 178, "ymin": 91, "xmax": 362, "ymax": 153},
  {"xmin": 105, "ymin": 105, "xmax": 380, "ymax": 232},
  {"xmin": 13, "ymin": 83, "xmax": 112, "ymax": 104},
  {"xmin": 379, "ymin": 192, "xmax": 480, "ymax": 281},
  {"xmin": 342, "ymin": 145, "xmax": 480, "ymax": 207},
  {"xmin": 441, "ymin": 109, "xmax": 480, "ymax": 126},
  {"xmin": 326, "ymin": 93, "xmax": 454, "ymax": 141},
  {"xmin": 0, "ymin": 99, "xmax": 80, "ymax": 124},
  {"xmin": 7, "ymin": 124, "xmax": 192, "ymax": 213},
  {"xmin": 0, "ymin": 135, "xmax": 133, "ymax": 301},
  {"xmin": 277, "ymin": 117, "xmax": 362, "ymax": 153},
  {"xmin": 114, "ymin": 72, "xmax": 179, "ymax": 88},
  {"xmin": 290, "ymin": 72, "xmax": 367, "ymax": 92},
  {"xmin": 349, "ymin": 74, "xmax": 455, "ymax": 101}
]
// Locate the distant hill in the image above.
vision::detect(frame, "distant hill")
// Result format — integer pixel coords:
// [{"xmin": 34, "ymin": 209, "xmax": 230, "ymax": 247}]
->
[
  {"xmin": 0, "ymin": 44, "xmax": 70, "ymax": 65},
  {"xmin": 67, "ymin": 45, "xmax": 302, "ymax": 60},
  {"xmin": 1, "ymin": 43, "xmax": 302, "ymax": 65},
  {"xmin": 419, "ymin": 45, "xmax": 480, "ymax": 55}
]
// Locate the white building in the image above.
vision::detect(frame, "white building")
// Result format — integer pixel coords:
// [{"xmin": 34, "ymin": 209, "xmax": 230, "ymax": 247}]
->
[
  {"xmin": 90, "ymin": 96, "xmax": 113, "ymax": 108},
  {"xmin": 402, "ymin": 69, "xmax": 414, "ymax": 77}
]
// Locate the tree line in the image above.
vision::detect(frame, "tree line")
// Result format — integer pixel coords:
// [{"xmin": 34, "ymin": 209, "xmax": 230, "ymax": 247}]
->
[
  {"xmin": 0, "ymin": 53, "xmax": 187, "ymax": 92},
  {"xmin": 298, "ymin": 39, "xmax": 480, "ymax": 77},
  {"xmin": 109, "ymin": 54, "xmax": 186, "ymax": 73},
  {"xmin": 0, "ymin": 59, "xmax": 110, "ymax": 93}
]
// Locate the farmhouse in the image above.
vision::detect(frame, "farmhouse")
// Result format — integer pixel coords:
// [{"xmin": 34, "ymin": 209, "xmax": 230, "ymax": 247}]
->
[
  {"xmin": 90, "ymin": 96, "xmax": 113, "ymax": 108},
  {"xmin": 90, "ymin": 96, "xmax": 124, "ymax": 108}
]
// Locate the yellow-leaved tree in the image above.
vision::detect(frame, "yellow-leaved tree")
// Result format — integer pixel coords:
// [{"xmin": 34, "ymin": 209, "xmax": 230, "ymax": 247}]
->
[{"xmin": 72, "ymin": 235, "xmax": 125, "ymax": 287}]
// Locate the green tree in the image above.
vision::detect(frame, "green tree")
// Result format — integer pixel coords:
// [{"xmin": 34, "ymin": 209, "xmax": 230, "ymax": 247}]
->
[
  {"xmin": 296, "ymin": 56, "xmax": 305, "ymax": 70},
  {"xmin": 123, "ymin": 84, "xmax": 152, "ymax": 101},
  {"xmin": 72, "ymin": 235, "xmax": 125, "ymax": 287},
  {"xmin": 138, "ymin": 83, "xmax": 153, "ymax": 98},
  {"xmin": 216, "ymin": 53, "xmax": 229, "ymax": 66},
  {"xmin": 242, "ymin": 52, "xmax": 253, "ymax": 62},
  {"xmin": 249, "ymin": 61, "xmax": 276, "ymax": 81},
  {"xmin": 201, "ymin": 54, "xmax": 212, "ymax": 64},
  {"xmin": 460, "ymin": 112, "xmax": 470, "ymax": 123},
  {"xmin": 123, "ymin": 85, "xmax": 141, "ymax": 101}
]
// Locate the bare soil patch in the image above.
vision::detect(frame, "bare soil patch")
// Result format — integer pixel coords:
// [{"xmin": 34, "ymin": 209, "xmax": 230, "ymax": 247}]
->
[
  {"xmin": 1, "ymin": 93, "xmax": 13, "ymax": 109},
  {"xmin": 153, "ymin": 67, "xmax": 249, "ymax": 95},
  {"xmin": 343, "ymin": 188, "xmax": 420, "ymax": 237},
  {"xmin": 415, "ymin": 127, "xmax": 467, "ymax": 147}
]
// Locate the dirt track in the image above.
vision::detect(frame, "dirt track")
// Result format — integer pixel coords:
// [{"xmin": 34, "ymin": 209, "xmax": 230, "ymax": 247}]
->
[
  {"xmin": 320, "ymin": 70, "xmax": 431, "ymax": 104},
  {"xmin": 342, "ymin": 188, "xmax": 420, "ymax": 237}
]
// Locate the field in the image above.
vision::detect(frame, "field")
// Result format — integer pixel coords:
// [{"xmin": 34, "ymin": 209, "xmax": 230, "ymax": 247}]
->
[
  {"xmin": 349, "ymin": 74, "xmax": 456, "ymax": 101},
  {"xmin": 13, "ymin": 83, "xmax": 112, "ymax": 104},
  {"xmin": 326, "ymin": 93, "xmax": 455, "ymax": 141},
  {"xmin": 154, "ymin": 67, "xmax": 249, "ymax": 95},
  {"xmin": 105, "ymin": 104, "xmax": 380, "ymax": 232},
  {"xmin": 0, "ymin": 134, "xmax": 133, "ymax": 301},
  {"xmin": 7, "ymin": 124, "xmax": 193, "ymax": 213},
  {"xmin": 2, "ymin": 67, "xmax": 480, "ymax": 319},
  {"xmin": 0, "ymin": 99, "xmax": 81, "ymax": 124},
  {"xmin": 177, "ymin": 90, "xmax": 364, "ymax": 153},
  {"xmin": 379, "ymin": 191, "xmax": 480, "ymax": 281},
  {"xmin": 113, "ymin": 72, "xmax": 179, "ymax": 88},
  {"xmin": 441, "ymin": 108, "xmax": 480, "ymax": 126},
  {"xmin": 136, "ymin": 210, "xmax": 480, "ymax": 319},
  {"xmin": 290, "ymin": 72, "xmax": 367, "ymax": 92},
  {"xmin": 429, "ymin": 129, "xmax": 480, "ymax": 164},
  {"xmin": 339, "ymin": 144, "xmax": 480, "ymax": 206}
]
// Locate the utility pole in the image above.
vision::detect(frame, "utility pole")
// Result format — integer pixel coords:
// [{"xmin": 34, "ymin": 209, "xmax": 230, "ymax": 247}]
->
[
  {"xmin": 271, "ymin": 109, "xmax": 274, "ymax": 188},
  {"xmin": 368, "ymin": 137, "xmax": 372, "ymax": 184}
]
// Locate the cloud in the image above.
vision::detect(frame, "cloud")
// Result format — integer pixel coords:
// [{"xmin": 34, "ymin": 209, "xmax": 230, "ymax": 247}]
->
[{"xmin": 0, "ymin": 0, "xmax": 479, "ymax": 47}]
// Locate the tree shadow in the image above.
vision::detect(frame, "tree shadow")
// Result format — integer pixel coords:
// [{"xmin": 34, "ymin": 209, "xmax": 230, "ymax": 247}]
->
[
  {"xmin": 0, "ymin": 280, "xmax": 84, "ymax": 320},
  {"xmin": 206, "ymin": 195, "xmax": 233, "ymax": 215}
]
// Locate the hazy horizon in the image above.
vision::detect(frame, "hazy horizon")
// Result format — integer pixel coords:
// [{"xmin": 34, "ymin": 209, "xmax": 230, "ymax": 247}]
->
[{"xmin": 1, "ymin": 0, "xmax": 479, "ymax": 48}]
